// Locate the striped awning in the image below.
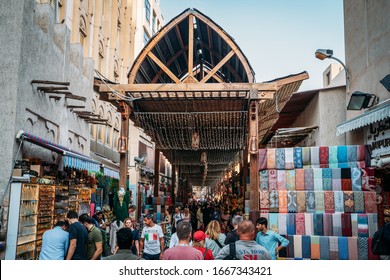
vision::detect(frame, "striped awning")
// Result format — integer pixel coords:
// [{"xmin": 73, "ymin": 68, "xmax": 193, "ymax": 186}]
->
[{"xmin": 336, "ymin": 100, "xmax": 390, "ymax": 136}]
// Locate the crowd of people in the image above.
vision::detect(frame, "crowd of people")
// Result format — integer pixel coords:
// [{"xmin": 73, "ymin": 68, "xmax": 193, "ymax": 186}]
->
[{"xmin": 38, "ymin": 201, "xmax": 390, "ymax": 260}]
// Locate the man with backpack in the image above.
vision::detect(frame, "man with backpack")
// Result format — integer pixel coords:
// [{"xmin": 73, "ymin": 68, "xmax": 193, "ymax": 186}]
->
[
  {"xmin": 371, "ymin": 220, "xmax": 390, "ymax": 260},
  {"xmin": 215, "ymin": 220, "xmax": 271, "ymax": 260}
]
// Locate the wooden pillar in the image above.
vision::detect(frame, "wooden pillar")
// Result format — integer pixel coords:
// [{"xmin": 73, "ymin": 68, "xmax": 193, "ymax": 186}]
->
[
  {"xmin": 154, "ymin": 149, "xmax": 160, "ymax": 197},
  {"xmin": 249, "ymin": 101, "xmax": 259, "ymax": 217},
  {"xmin": 242, "ymin": 148, "xmax": 248, "ymax": 190},
  {"xmin": 118, "ymin": 101, "xmax": 130, "ymax": 189},
  {"xmin": 171, "ymin": 164, "xmax": 176, "ymax": 210}
]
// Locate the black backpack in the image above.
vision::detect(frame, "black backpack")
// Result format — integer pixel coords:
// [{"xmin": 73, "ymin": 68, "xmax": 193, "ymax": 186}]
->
[
  {"xmin": 223, "ymin": 242, "xmax": 239, "ymax": 260},
  {"xmin": 371, "ymin": 225, "xmax": 390, "ymax": 255}
]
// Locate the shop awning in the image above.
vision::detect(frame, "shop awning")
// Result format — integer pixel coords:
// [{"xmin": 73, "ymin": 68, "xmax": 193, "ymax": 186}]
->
[
  {"xmin": 336, "ymin": 100, "xmax": 390, "ymax": 136},
  {"xmin": 90, "ymin": 152, "xmax": 120, "ymax": 179},
  {"xmin": 18, "ymin": 131, "xmax": 100, "ymax": 172}
]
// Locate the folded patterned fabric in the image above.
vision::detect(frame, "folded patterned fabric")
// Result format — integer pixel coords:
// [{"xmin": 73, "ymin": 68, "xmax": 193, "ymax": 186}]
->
[
  {"xmin": 267, "ymin": 148, "xmax": 276, "ymax": 169},
  {"xmin": 329, "ymin": 236, "xmax": 339, "ymax": 260},
  {"xmin": 354, "ymin": 191, "xmax": 365, "ymax": 213},
  {"xmin": 313, "ymin": 212, "xmax": 324, "ymax": 236},
  {"xmin": 304, "ymin": 168, "xmax": 314, "ymax": 190},
  {"xmin": 333, "ymin": 213, "xmax": 342, "ymax": 236},
  {"xmin": 285, "ymin": 148, "xmax": 294, "ymax": 169},
  {"xmin": 295, "ymin": 169, "xmax": 305, "ymax": 190},
  {"xmin": 320, "ymin": 236, "xmax": 330, "ymax": 260},
  {"xmin": 347, "ymin": 236, "xmax": 358, "ymax": 260},
  {"xmin": 258, "ymin": 149, "xmax": 267, "ymax": 170},
  {"xmin": 269, "ymin": 213, "xmax": 279, "ymax": 233},
  {"xmin": 357, "ymin": 214, "xmax": 369, "ymax": 237},
  {"xmin": 324, "ymin": 191, "xmax": 335, "ymax": 213},
  {"xmin": 341, "ymin": 168, "xmax": 352, "ymax": 191},
  {"xmin": 304, "ymin": 213, "xmax": 314, "ymax": 235},
  {"xmin": 310, "ymin": 146, "xmax": 320, "ymax": 168},
  {"xmin": 322, "ymin": 168, "xmax": 332, "ymax": 190},
  {"xmin": 351, "ymin": 214, "xmax": 358, "ymax": 237},
  {"xmin": 302, "ymin": 235, "xmax": 311, "ymax": 259},
  {"xmin": 293, "ymin": 147, "xmax": 303, "ymax": 169},
  {"xmin": 337, "ymin": 145, "xmax": 348, "ymax": 163},
  {"xmin": 311, "ymin": 235, "xmax": 320, "ymax": 260},
  {"xmin": 276, "ymin": 148, "xmax": 286, "ymax": 170},
  {"xmin": 361, "ymin": 167, "xmax": 376, "ymax": 191},
  {"xmin": 319, "ymin": 146, "xmax": 329, "ymax": 168},
  {"xmin": 323, "ymin": 213, "xmax": 333, "ymax": 236},
  {"xmin": 293, "ymin": 235, "xmax": 302, "ymax": 258},
  {"xmin": 302, "ymin": 147, "xmax": 311, "ymax": 167},
  {"xmin": 356, "ymin": 161, "xmax": 366, "ymax": 168},
  {"xmin": 296, "ymin": 191, "xmax": 306, "ymax": 213},
  {"xmin": 356, "ymin": 145, "xmax": 365, "ymax": 161},
  {"xmin": 341, "ymin": 213, "xmax": 352, "ymax": 237},
  {"xmin": 305, "ymin": 191, "xmax": 316, "ymax": 213},
  {"xmin": 367, "ymin": 213, "xmax": 378, "ymax": 238},
  {"xmin": 334, "ymin": 191, "xmax": 344, "ymax": 212},
  {"xmin": 315, "ymin": 191, "xmax": 325, "ymax": 213},
  {"xmin": 269, "ymin": 189, "xmax": 279, "ymax": 212},
  {"xmin": 347, "ymin": 145, "xmax": 357, "ymax": 163},
  {"xmin": 287, "ymin": 213, "xmax": 296, "ymax": 236},
  {"xmin": 338, "ymin": 237, "xmax": 349, "ymax": 260},
  {"xmin": 268, "ymin": 169, "xmax": 278, "ymax": 190},
  {"xmin": 295, "ymin": 213, "xmax": 305, "ymax": 235},
  {"xmin": 286, "ymin": 170, "xmax": 296, "ymax": 190},
  {"xmin": 287, "ymin": 190, "xmax": 297, "ymax": 213},
  {"xmin": 313, "ymin": 168, "xmax": 323, "ymax": 191},
  {"xmin": 259, "ymin": 170, "xmax": 269, "ymax": 190},
  {"xmin": 287, "ymin": 235, "xmax": 295, "ymax": 258},
  {"xmin": 343, "ymin": 191, "xmax": 355, "ymax": 213},
  {"xmin": 276, "ymin": 170, "xmax": 286, "ymax": 190},
  {"xmin": 357, "ymin": 237, "xmax": 368, "ymax": 260},
  {"xmin": 260, "ymin": 190, "xmax": 270, "ymax": 212},
  {"xmin": 332, "ymin": 168, "xmax": 342, "ymax": 191},
  {"xmin": 278, "ymin": 190, "xmax": 288, "ymax": 213},
  {"xmin": 351, "ymin": 167, "xmax": 362, "ymax": 191},
  {"xmin": 328, "ymin": 146, "xmax": 338, "ymax": 168},
  {"xmin": 363, "ymin": 191, "xmax": 377, "ymax": 213},
  {"xmin": 278, "ymin": 214, "xmax": 287, "ymax": 235}
]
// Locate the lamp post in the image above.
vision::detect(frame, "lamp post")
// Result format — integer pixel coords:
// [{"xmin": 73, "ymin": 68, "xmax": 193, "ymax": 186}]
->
[{"xmin": 315, "ymin": 49, "xmax": 350, "ymax": 94}]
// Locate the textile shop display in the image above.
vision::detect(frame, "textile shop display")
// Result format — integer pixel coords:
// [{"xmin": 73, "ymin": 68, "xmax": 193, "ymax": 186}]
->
[{"xmin": 258, "ymin": 145, "xmax": 378, "ymax": 260}]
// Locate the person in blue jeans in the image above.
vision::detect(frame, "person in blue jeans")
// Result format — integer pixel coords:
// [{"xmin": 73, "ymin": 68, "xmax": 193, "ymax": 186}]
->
[{"xmin": 255, "ymin": 217, "xmax": 289, "ymax": 260}]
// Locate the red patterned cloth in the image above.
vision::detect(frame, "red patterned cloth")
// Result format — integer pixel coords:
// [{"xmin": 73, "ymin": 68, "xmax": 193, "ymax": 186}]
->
[
  {"xmin": 268, "ymin": 169, "xmax": 278, "ymax": 190},
  {"xmin": 319, "ymin": 146, "xmax": 329, "ymax": 168},
  {"xmin": 295, "ymin": 213, "xmax": 305, "ymax": 235},
  {"xmin": 343, "ymin": 191, "xmax": 355, "ymax": 213},
  {"xmin": 341, "ymin": 213, "xmax": 352, "ymax": 236},
  {"xmin": 356, "ymin": 145, "xmax": 365, "ymax": 161},
  {"xmin": 295, "ymin": 169, "xmax": 305, "ymax": 190},
  {"xmin": 324, "ymin": 191, "xmax": 335, "ymax": 213},
  {"xmin": 361, "ymin": 168, "xmax": 375, "ymax": 191},
  {"xmin": 363, "ymin": 192, "xmax": 377, "ymax": 213}
]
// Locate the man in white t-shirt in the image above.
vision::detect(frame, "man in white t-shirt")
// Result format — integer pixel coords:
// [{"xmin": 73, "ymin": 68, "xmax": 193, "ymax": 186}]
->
[
  {"xmin": 172, "ymin": 207, "xmax": 183, "ymax": 233},
  {"xmin": 139, "ymin": 213, "xmax": 164, "ymax": 260}
]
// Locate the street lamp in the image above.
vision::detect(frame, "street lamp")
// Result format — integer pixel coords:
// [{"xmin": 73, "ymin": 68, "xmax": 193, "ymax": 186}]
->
[
  {"xmin": 315, "ymin": 49, "xmax": 350, "ymax": 94},
  {"xmin": 347, "ymin": 91, "xmax": 378, "ymax": 110}
]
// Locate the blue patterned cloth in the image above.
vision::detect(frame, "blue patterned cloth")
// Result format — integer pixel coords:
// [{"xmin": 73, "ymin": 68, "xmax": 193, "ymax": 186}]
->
[
  {"xmin": 305, "ymin": 191, "xmax": 316, "ymax": 213},
  {"xmin": 337, "ymin": 146, "xmax": 348, "ymax": 163},
  {"xmin": 322, "ymin": 168, "xmax": 332, "ymax": 190},
  {"xmin": 334, "ymin": 191, "xmax": 344, "ymax": 212},
  {"xmin": 302, "ymin": 235, "xmax": 311, "ymax": 258},
  {"xmin": 351, "ymin": 167, "xmax": 362, "ymax": 191},
  {"xmin": 314, "ymin": 212, "xmax": 324, "ymax": 236},
  {"xmin": 347, "ymin": 145, "xmax": 357, "ymax": 163},
  {"xmin": 287, "ymin": 235, "xmax": 294, "ymax": 258},
  {"xmin": 287, "ymin": 190, "xmax": 297, "ymax": 213},
  {"xmin": 354, "ymin": 191, "xmax": 365, "ymax": 213},
  {"xmin": 338, "ymin": 237, "xmax": 349, "ymax": 260},
  {"xmin": 287, "ymin": 213, "xmax": 296, "ymax": 235},
  {"xmin": 293, "ymin": 147, "xmax": 303, "ymax": 168},
  {"xmin": 328, "ymin": 146, "xmax": 338, "ymax": 168},
  {"xmin": 313, "ymin": 168, "xmax": 323, "ymax": 190},
  {"xmin": 357, "ymin": 237, "xmax": 368, "ymax": 260},
  {"xmin": 319, "ymin": 236, "xmax": 330, "ymax": 260},
  {"xmin": 259, "ymin": 170, "xmax": 269, "ymax": 190},
  {"xmin": 276, "ymin": 148, "xmax": 285, "ymax": 170},
  {"xmin": 269, "ymin": 189, "xmax": 279, "ymax": 212}
]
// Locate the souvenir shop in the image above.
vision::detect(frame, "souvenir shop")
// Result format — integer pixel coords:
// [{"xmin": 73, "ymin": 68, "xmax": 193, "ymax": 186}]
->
[
  {"xmin": 5, "ymin": 132, "xmax": 119, "ymax": 260},
  {"xmin": 257, "ymin": 144, "xmax": 389, "ymax": 260}
]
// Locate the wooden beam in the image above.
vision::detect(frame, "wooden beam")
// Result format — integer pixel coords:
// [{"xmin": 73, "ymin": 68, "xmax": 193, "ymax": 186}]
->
[
  {"xmin": 96, "ymin": 82, "xmax": 277, "ymax": 94},
  {"xmin": 65, "ymin": 94, "xmax": 87, "ymax": 102},
  {"xmin": 188, "ymin": 14, "xmax": 194, "ymax": 80},
  {"xmin": 201, "ymin": 49, "xmax": 235, "ymax": 83},
  {"xmin": 37, "ymin": 86, "xmax": 69, "ymax": 91},
  {"xmin": 147, "ymin": 52, "xmax": 180, "ymax": 84},
  {"xmin": 31, "ymin": 80, "xmax": 70, "ymax": 86}
]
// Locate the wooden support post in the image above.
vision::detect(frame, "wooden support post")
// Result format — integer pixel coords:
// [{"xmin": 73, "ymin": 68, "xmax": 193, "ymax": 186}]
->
[
  {"xmin": 171, "ymin": 164, "xmax": 176, "ymax": 210},
  {"xmin": 242, "ymin": 147, "xmax": 248, "ymax": 191},
  {"xmin": 154, "ymin": 149, "xmax": 160, "ymax": 197},
  {"xmin": 249, "ymin": 101, "xmax": 259, "ymax": 216},
  {"xmin": 119, "ymin": 102, "xmax": 130, "ymax": 189}
]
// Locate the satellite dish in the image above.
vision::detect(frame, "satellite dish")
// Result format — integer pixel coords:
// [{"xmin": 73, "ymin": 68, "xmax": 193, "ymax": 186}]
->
[{"xmin": 134, "ymin": 153, "xmax": 147, "ymax": 165}]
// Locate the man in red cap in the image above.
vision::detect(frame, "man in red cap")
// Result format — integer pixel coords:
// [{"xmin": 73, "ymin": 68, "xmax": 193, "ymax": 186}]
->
[
  {"xmin": 162, "ymin": 221, "xmax": 203, "ymax": 260},
  {"xmin": 192, "ymin": 230, "xmax": 214, "ymax": 260}
]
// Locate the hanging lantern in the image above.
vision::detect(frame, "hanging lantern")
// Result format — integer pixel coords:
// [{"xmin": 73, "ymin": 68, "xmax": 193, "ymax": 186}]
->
[
  {"xmin": 192, "ymin": 131, "xmax": 200, "ymax": 150},
  {"xmin": 200, "ymin": 151, "xmax": 207, "ymax": 164},
  {"xmin": 249, "ymin": 135, "xmax": 258, "ymax": 154},
  {"xmin": 118, "ymin": 136, "xmax": 128, "ymax": 154}
]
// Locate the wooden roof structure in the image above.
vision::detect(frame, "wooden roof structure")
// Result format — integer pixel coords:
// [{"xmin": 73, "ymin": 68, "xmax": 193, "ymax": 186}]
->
[{"xmin": 95, "ymin": 8, "xmax": 308, "ymax": 187}]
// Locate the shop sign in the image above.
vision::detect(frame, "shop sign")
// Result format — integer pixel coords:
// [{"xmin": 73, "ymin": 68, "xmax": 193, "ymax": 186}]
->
[{"xmin": 367, "ymin": 117, "xmax": 390, "ymax": 157}]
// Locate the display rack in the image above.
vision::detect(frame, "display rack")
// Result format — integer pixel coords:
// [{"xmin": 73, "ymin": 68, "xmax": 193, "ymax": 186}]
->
[{"xmin": 54, "ymin": 185, "xmax": 69, "ymax": 224}]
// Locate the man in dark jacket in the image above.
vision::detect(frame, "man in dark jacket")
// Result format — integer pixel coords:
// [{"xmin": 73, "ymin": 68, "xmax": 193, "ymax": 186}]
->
[{"xmin": 224, "ymin": 215, "xmax": 242, "ymax": 245}]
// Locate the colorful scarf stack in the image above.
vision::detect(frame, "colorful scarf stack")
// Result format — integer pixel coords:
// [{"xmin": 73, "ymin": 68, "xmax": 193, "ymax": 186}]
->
[
  {"xmin": 351, "ymin": 167, "xmax": 362, "ymax": 191},
  {"xmin": 278, "ymin": 214, "xmax": 287, "ymax": 235},
  {"xmin": 343, "ymin": 191, "xmax": 355, "ymax": 213},
  {"xmin": 302, "ymin": 235, "xmax": 311, "ymax": 259},
  {"xmin": 363, "ymin": 191, "xmax": 377, "ymax": 213},
  {"xmin": 341, "ymin": 213, "xmax": 352, "ymax": 236},
  {"xmin": 329, "ymin": 236, "xmax": 339, "ymax": 260},
  {"xmin": 314, "ymin": 212, "xmax": 324, "ymax": 236}
]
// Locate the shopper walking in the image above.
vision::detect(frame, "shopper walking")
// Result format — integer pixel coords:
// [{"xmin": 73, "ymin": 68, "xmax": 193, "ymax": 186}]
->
[
  {"xmin": 65, "ymin": 210, "xmax": 88, "ymax": 260},
  {"xmin": 172, "ymin": 207, "xmax": 183, "ymax": 233},
  {"xmin": 192, "ymin": 230, "xmax": 214, "ymax": 260},
  {"xmin": 162, "ymin": 221, "xmax": 203, "ymax": 260},
  {"xmin": 139, "ymin": 213, "xmax": 165, "ymax": 260},
  {"xmin": 161, "ymin": 209, "xmax": 172, "ymax": 249},
  {"xmin": 39, "ymin": 220, "xmax": 69, "ymax": 260},
  {"xmin": 255, "ymin": 217, "xmax": 289, "ymax": 260},
  {"xmin": 205, "ymin": 220, "xmax": 226, "ymax": 257},
  {"xmin": 215, "ymin": 220, "xmax": 271, "ymax": 260},
  {"xmin": 103, "ymin": 228, "xmax": 143, "ymax": 260},
  {"xmin": 224, "ymin": 215, "xmax": 242, "ymax": 245}
]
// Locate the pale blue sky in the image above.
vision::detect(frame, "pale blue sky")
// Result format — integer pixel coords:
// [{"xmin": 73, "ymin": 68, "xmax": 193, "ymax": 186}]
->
[{"xmin": 160, "ymin": 0, "xmax": 345, "ymax": 91}]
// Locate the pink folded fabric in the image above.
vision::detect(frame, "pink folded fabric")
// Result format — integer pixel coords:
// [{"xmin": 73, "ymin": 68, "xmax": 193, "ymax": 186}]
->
[
  {"xmin": 268, "ymin": 169, "xmax": 278, "ymax": 190},
  {"xmin": 295, "ymin": 169, "xmax": 305, "ymax": 190},
  {"xmin": 267, "ymin": 148, "xmax": 276, "ymax": 169},
  {"xmin": 295, "ymin": 213, "xmax": 305, "ymax": 235},
  {"xmin": 258, "ymin": 149, "xmax": 267, "ymax": 170},
  {"xmin": 347, "ymin": 237, "xmax": 358, "ymax": 260},
  {"xmin": 324, "ymin": 191, "xmax": 335, "ymax": 213}
]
